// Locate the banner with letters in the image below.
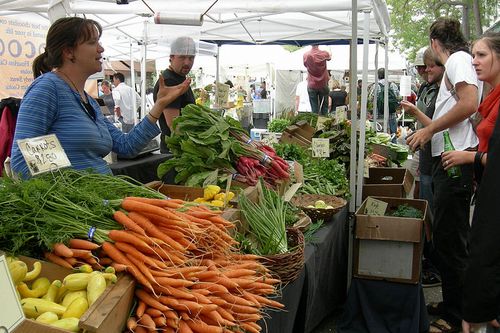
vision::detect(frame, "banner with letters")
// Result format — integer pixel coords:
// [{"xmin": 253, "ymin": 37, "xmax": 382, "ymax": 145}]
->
[{"xmin": 0, "ymin": 16, "xmax": 48, "ymax": 99}]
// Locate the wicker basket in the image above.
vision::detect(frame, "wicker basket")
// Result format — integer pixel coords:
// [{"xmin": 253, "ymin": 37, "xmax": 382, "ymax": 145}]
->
[
  {"xmin": 291, "ymin": 194, "xmax": 347, "ymax": 223},
  {"xmin": 259, "ymin": 227, "xmax": 305, "ymax": 284}
]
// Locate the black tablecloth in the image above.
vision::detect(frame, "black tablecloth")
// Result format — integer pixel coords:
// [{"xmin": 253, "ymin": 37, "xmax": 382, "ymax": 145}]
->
[
  {"xmin": 337, "ymin": 278, "xmax": 429, "ymax": 333},
  {"xmin": 263, "ymin": 207, "xmax": 349, "ymax": 333},
  {"xmin": 110, "ymin": 153, "xmax": 172, "ymax": 184}
]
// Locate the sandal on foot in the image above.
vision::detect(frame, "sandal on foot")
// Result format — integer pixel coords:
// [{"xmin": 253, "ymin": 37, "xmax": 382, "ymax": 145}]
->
[
  {"xmin": 427, "ymin": 302, "xmax": 444, "ymax": 316},
  {"xmin": 429, "ymin": 318, "xmax": 460, "ymax": 333}
]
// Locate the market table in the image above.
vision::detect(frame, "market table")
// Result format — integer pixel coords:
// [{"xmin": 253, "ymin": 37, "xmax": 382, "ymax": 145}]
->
[
  {"xmin": 110, "ymin": 152, "xmax": 172, "ymax": 184},
  {"xmin": 263, "ymin": 206, "xmax": 349, "ymax": 333}
]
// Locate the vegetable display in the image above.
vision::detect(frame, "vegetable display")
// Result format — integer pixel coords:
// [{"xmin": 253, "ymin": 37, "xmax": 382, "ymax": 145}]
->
[
  {"xmin": 157, "ymin": 104, "xmax": 290, "ymax": 187},
  {"xmin": 267, "ymin": 118, "xmax": 291, "ymax": 133}
]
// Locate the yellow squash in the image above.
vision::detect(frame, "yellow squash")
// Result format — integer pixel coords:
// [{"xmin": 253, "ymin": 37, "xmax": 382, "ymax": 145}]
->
[
  {"xmin": 35, "ymin": 311, "xmax": 59, "ymax": 324},
  {"xmin": 23, "ymin": 261, "xmax": 42, "ymax": 281},
  {"xmin": 63, "ymin": 272, "xmax": 91, "ymax": 291},
  {"xmin": 7, "ymin": 260, "xmax": 28, "ymax": 285},
  {"xmin": 17, "ymin": 277, "xmax": 51, "ymax": 298},
  {"xmin": 63, "ymin": 296, "xmax": 89, "ymax": 319},
  {"xmin": 21, "ymin": 298, "xmax": 66, "ymax": 318},
  {"xmin": 50, "ymin": 317, "xmax": 80, "ymax": 332},
  {"xmin": 42, "ymin": 279, "xmax": 62, "ymax": 302},
  {"xmin": 87, "ymin": 272, "xmax": 107, "ymax": 306},
  {"xmin": 61, "ymin": 290, "xmax": 87, "ymax": 308}
]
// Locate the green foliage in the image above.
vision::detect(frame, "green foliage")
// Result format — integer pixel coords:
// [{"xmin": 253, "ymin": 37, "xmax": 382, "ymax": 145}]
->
[
  {"xmin": 267, "ymin": 118, "xmax": 291, "ymax": 133},
  {"xmin": 273, "ymin": 143, "xmax": 310, "ymax": 164},
  {"xmin": 387, "ymin": 0, "xmax": 498, "ymax": 60}
]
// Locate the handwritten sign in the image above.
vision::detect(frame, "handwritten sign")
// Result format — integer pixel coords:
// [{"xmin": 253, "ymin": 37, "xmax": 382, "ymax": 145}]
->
[
  {"xmin": 215, "ymin": 82, "xmax": 230, "ymax": 106},
  {"xmin": 262, "ymin": 132, "xmax": 279, "ymax": 145},
  {"xmin": 364, "ymin": 160, "xmax": 370, "ymax": 178},
  {"xmin": 335, "ymin": 106, "xmax": 347, "ymax": 123},
  {"xmin": 312, "ymin": 138, "xmax": 330, "ymax": 158},
  {"xmin": 0, "ymin": 253, "xmax": 25, "ymax": 330},
  {"xmin": 364, "ymin": 197, "xmax": 388, "ymax": 216},
  {"xmin": 17, "ymin": 134, "xmax": 71, "ymax": 176},
  {"xmin": 316, "ymin": 116, "xmax": 330, "ymax": 131}
]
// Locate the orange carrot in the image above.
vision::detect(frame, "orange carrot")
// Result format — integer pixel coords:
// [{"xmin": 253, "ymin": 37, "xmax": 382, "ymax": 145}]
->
[
  {"xmin": 222, "ymin": 269, "xmax": 257, "ymax": 279},
  {"xmin": 102, "ymin": 242, "xmax": 153, "ymax": 291},
  {"xmin": 239, "ymin": 322, "xmax": 261, "ymax": 333},
  {"xmin": 186, "ymin": 319, "xmax": 223, "ymax": 333},
  {"xmin": 126, "ymin": 316, "xmax": 138, "ymax": 331},
  {"xmin": 44, "ymin": 252, "xmax": 73, "ymax": 269},
  {"xmin": 127, "ymin": 196, "xmax": 184, "ymax": 209},
  {"xmin": 145, "ymin": 308, "xmax": 163, "ymax": 317},
  {"xmin": 178, "ymin": 320, "xmax": 194, "ymax": 333},
  {"xmin": 152, "ymin": 315, "xmax": 166, "ymax": 327},
  {"xmin": 98, "ymin": 257, "xmax": 113, "ymax": 265},
  {"xmin": 127, "ymin": 212, "xmax": 186, "ymax": 252},
  {"xmin": 114, "ymin": 241, "xmax": 163, "ymax": 269},
  {"xmin": 108, "ymin": 230, "xmax": 152, "ymax": 250},
  {"xmin": 250, "ymin": 293, "xmax": 285, "ymax": 309},
  {"xmin": 136, "ymin": 300, "xmax": 147, "ymax": 317},
  {"xmin": 68, "ymin": 238, "xmax": 100, "ymax": 250},
  {"xmin": 121, "ymin": 198, "xmax": 186, "ymax": 222},
  {"xmin": 126, "ymin": 254, "xmax": 158, "ymax": 286},
  {"xmin": 217, "ymin": 293, "xmax": 254, "ymax": 307},
  {"xmin": 154, "ymin": 276, "xmax": 195, "ymax": 288},
  {"xmin": 63, "ymin": 256, "xmax": 78, "ymax": 267},
  {"xmin": 191, "ymin": 282, "xmax": 229, "ymax": 294},
  {"xmin": 52, "ymin": 242, "xmax": 74, "ymax": 257},
  {"xmin": 68, "ymin": 248, "xmax": 93, "ymax": 259},
  {"xmin": 134, "ymin": 326, "xmax": 147, "ymax": 333},
  {"xmin": 164, "ymin": 309, "xmax": 179, "ymax": 320},
  {"xmin": 113, "ymin": 210, "xmax": 146, "ymax": 234},
  {"xmin": 110, "ymin": 262, "xmax": 128, "ymax": 272},
  {"xmin": 138, "ymin": 313, "xmax": 156, "ymax": 330},
  {"xmin": 135, "ymin": 289, "xmax": 169, "ymax": 312},
  {"xmin": 165, "ymin": 317, "xmax": 178, "ymax": 329}
]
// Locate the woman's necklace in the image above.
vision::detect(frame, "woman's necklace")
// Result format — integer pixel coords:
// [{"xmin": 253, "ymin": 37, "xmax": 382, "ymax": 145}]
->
[{"xmin": 56, "ymin": 70, "xmax": 96, "ymax": 121}]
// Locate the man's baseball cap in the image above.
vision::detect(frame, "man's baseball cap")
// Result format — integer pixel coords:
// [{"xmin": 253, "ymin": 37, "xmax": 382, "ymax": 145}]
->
[
  {"xmin": 414, "ymin": 47, "xmax": 426, "ymax": 66},
  {"xmin": 170, "ymin": 36, "xmax": 197, "ymax": 56}
]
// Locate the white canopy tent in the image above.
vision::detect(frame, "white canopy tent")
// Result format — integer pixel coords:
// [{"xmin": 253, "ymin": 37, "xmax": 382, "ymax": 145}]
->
[{"xmin": 0, "ymin": 0, "xmax": 393, "ymax": 211}]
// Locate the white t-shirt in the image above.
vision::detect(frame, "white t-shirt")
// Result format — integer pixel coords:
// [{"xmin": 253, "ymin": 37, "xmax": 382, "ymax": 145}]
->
[
  {"xmin": 296, "ymin": 80, "xmax": 312, "ymax": 112},
  {"xmin": 431, "ymin": 51, "xmax": 480, "ymax": 156},
  {"xmin": 112, "ymin": 83, "xmax": 140, "ymax": 125}
]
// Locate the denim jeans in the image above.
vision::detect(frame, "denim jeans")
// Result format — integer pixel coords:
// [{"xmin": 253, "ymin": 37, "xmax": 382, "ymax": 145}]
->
[{"xmin": 307, "ymin": 86, "xmax": 329, "ymax": 116}]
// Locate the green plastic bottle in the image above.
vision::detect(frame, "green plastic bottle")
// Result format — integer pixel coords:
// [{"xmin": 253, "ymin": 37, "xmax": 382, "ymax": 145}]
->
[{"xmin": 443, "ymin": 130, "xmax": 461, "ymax": 178}]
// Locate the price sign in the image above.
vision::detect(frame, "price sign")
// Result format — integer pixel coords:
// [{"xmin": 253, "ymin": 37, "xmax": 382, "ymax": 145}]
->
[
  {"xmin": 316, "ymin": 116, "xmax": 330, "ymax": 131},
  {"xmin": 215, "ymin": 83, "xmax": 230, "ymax": 106},
  {"xmin": 17, "ymin": 134, "xmax": 71, "ymax": 176},
  {"xmin": 335, "ymin": 106, "xmax": 347, "ymax": 123},
  {"xmin": 364, "ymin": 160, "xmax": 370, "ymax": 178},
  {"xmin": 364, "ymin": 197, "xmax": 388, "ymax": 216},
  {"xmin": 0, "ymin": 253, "xmax": 25, "ymax": 330},
  {"xmin": 312, "ymin": 138, "xmax": 330, "ymax": 158}
]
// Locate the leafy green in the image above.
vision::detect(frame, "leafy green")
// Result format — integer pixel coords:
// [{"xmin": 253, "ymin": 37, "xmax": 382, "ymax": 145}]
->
[
  {"xmin": 388, "ymin": 204, "xmax": 423, "ymax": 219},
  {"xmin": 267, "ymin": 118, "xmax": 291, "ymax": 133}
]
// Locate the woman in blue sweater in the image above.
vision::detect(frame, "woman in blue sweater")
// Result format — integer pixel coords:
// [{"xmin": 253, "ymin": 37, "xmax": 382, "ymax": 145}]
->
[{"xmin": 11, "ymin": 17, "xmax": 190, "ymax": 178}]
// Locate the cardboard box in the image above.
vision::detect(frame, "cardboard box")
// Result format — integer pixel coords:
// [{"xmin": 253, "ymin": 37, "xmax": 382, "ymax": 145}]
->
[
  {"xmin": 12, "ymin": 256, "xmax": 135, "ymax": 333},
  {"xmin": 362, "ymin": 167, "xmax": 414, "ymax": 200},
  {"xmin": 279, "ymin": 121, "xmax": 315, "ymax": 147},
  {"xmin": 354, "ymin": 196, "xmax": 428, "ymax": 284}
]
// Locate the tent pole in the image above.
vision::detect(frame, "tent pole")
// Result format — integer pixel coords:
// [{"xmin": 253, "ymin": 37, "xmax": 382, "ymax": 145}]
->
[
  {"xmin": 347, "ymin": 0, "xmax": 358, "ymax": 291},
  {"xmin": 129, "ymin": 38, "xmax": 137, "ymax": 124},
  {"xmin": 383, "ymin": 37, "xmax": 389, "ymax": 133},
  {"xmin": 373, "ymin": 41, "xmax": 379, "ymax": 128},
  {"xmin": 215, "ymin": 44, "xmax": 220, "ymax": 106},
  {"xmin": 140, "ymin": 20, "xmax": 147, "ymax": 119},
  {"xmin": 356, "ymin": 10, "xmax": 371, "ymax": 207}
]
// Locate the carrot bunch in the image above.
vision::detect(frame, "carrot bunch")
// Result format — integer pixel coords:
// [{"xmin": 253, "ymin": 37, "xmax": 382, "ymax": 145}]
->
[
  {"xmin": 100, "ymin": 197, "xmax": 284, "ymax": 332},
  {"xmin": 44, "ymin": 239, "xmax": 102, "ymax": 270}
]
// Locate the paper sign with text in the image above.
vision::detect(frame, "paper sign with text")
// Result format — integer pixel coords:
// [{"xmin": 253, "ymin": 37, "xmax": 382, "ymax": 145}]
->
[
  {"xmin": 316, "ymin": 116, "xmax": 330, "ymax": 131},
  {"xmin": 335, "ymin": 106, "xmax": 347, "ymax": 123},
  {"xmin": 312, "ymin": 138, "xmax": 330, "ymax": 158},
  {"xmin": 0, "ymin": 253, "xmax": 25, "ymax": 331},
  {"xmin": 215, "ymin": 83, "xmax": 230, "ymax": 106},
  {"xmin": 364, "ymin": 197, "xmax": 388, "ymax": 216},
  {"xmin": 17, "ymin": 134, "xmax": 71, "ymax": 176}
]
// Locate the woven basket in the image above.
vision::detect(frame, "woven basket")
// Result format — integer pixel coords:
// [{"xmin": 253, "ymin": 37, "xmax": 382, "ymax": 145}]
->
[
  {"xmin": 291, "ymin": 194, "xmax": 347, "ymax": 223},
  {"xmin": 259, "ymin": 227, "xmax": 305, "ymax": 284}
]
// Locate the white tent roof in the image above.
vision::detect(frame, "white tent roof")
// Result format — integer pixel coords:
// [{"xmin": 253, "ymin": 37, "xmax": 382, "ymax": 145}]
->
[{"xmin": 0, "ymin": 0, "xmax": 391, "ymax": 59}]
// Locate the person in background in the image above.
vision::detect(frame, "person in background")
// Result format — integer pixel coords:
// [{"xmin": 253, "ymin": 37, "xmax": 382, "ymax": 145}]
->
[
  {"xmin": 295, "ymin": 73, "xmax": 312, "ymax": 114},
  {"xmin": 100, "ymin": 79, "xmax": 115, "ymax": 117},
  {"xmin": 260, "ymin": 81, "xmax": 268, "ymax": 99},
  {"xmin": 10, "ymin": 17, "xmax": 190, "ymax": 179},
  {"xmin": 153, "ymin": 36, "xmax": 196, "ymax": 154},
  {"xmin": 329, "ymin": 80, "xmax": 348, "ymax": 113},
  {"xmin": 441, "ymin": 31, "xmax": 500, "ymax": 180},
  {"xmin": 459, "ymin": 30, "xmax": 500, "ymax": 333},
  {"xmin": 406, "ymin": 18, "xmax": 481, "ymax": 333},
  {"xmin": 112, "ymin": 72, "xmax": 140, "ymax": 133},
  {"xmin": 402, "ymin": 47, "xmax": 445, "ymax": 289},
  {"xmin": 369, "ymin": 68, "xmax": 400, "ymax": 140},
  {"xmin": 303, "ymin": 44, "xmax": 331, "ymax": 115}
]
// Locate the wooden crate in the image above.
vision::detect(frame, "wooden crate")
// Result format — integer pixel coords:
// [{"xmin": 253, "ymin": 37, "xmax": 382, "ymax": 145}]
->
[{"xmin": 12, "ymin": 256, "xmax": 135, "ymax": 333}]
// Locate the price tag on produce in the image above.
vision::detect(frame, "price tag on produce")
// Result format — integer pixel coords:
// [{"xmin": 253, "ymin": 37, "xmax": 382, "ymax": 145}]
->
[
  {"xmin": 316, "ymin": 116, "xmax": 330, "ymax": 131},
  {"xmin": 364, "ymin": 159, "xmax": 370, "ymax": 178},
  {"xmin": 312, "ymin": 138, "xmax": 330, "ymax": 158},
  {"xmin": 364, "ymin": 197, "xmax": 388, "ymax": 216},
  {"xmin": 0, "ymin": 253, "xmax": 25, "ymax": 331},
  {"xmin": 335, "ymin": 106, "xmax": 347, "ymax": 123},
  {"xmin": 17, "ymin": 134, "xmax": 71, "ymax": 176},
  {"xmin": 215, "ymin": 82, "xmax": 230, "ymax": 106}
]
